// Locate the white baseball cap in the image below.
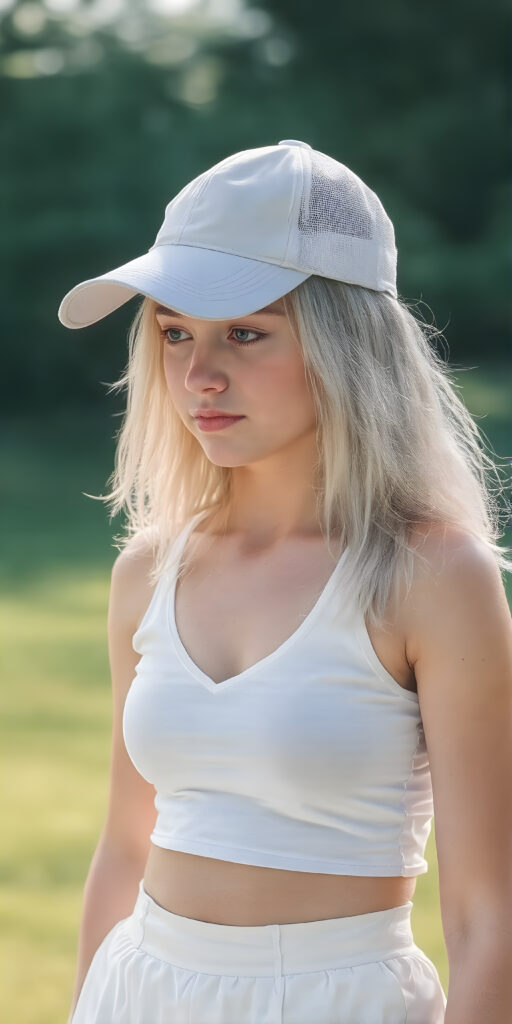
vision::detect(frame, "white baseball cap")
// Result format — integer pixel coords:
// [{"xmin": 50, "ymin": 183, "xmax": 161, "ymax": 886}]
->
[{"xmin": 58, "ymin": 139, "xmax": 398, "ymax": 328}]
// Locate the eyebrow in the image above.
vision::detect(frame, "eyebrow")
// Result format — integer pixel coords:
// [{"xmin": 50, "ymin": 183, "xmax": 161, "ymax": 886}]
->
[{"xmin": 154, "ymin": 301, "xmax": 286, "ymax": 318}]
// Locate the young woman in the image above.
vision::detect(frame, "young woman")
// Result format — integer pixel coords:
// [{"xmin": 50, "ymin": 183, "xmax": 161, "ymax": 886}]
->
[{"xmin": 59, "ymin": 140, "xmax": 512, "ymax": 1023}]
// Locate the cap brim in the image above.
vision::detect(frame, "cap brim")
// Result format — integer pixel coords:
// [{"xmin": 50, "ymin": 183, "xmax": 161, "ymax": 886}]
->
[{"xmin": 57, "ymin": 244, "xmax": 311, "ymax": 328}]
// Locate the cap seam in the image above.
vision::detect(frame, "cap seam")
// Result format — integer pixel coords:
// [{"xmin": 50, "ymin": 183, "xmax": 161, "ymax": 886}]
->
[
  {"xmin": 283, "ymin": 146, "xmax": 306, "ymax": 263},
  {"xmin": 175, "ymin": 170, "xmax": 214, "ymax": 245}
]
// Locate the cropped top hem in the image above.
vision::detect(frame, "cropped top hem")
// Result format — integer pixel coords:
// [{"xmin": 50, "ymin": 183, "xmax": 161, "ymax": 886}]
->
[{"xmin": 148, "ymin": 834, "xmax": 429, "ymax": 878}]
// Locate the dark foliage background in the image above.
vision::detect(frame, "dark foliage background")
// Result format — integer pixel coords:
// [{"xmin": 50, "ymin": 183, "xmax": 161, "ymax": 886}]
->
[{"xmin": 1, "ymin": 0, "xmax": 510, "ymax": 416}]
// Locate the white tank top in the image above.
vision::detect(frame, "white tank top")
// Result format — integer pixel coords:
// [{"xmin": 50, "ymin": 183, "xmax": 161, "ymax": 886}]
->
[{"xmin": 123, "ymin": 510, "xmax": 434, "ymax": 876}]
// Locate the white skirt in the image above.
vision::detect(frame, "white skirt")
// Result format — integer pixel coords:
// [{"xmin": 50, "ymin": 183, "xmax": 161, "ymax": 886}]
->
[{"xmin": 69, "ymin": 878, "xmax": 447, "ymax": 1023}]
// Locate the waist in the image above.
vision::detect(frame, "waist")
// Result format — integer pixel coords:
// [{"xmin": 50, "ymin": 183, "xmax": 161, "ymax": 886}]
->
[
  {"xmin": 129, "ymin": 877, "xmax": 418, "ymax": 975},
  {"xmin": 143, "ymin": 843, "xmax": 417, "ymax": 925}
]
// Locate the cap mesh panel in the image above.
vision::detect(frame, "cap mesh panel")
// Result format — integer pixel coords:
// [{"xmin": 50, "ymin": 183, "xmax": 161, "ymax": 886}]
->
[{"xmin": 296, "ymin": 151, "xmax": 393, "ymax": 282}]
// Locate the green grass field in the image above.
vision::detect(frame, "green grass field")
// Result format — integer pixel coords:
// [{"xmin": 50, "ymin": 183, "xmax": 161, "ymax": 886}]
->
[{"xmin": 1, "ymin": 364, "xmax": 511, "ymax": 1023}]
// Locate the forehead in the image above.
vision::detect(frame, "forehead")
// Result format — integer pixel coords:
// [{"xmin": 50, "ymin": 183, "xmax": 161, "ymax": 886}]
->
[{"xmin": 154, "ymin": 300, "xmax": 286, "ymax": 318}]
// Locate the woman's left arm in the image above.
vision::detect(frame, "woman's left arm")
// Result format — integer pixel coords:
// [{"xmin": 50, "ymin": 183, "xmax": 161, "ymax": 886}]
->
[{"xmin": 405, "ymin": 528, "xmax": 512, "ymax": 1024}]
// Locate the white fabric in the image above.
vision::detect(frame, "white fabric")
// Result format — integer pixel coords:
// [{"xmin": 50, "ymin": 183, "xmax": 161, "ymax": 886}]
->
[
  {"xmin": 58, "ymin": 139, "xmax": 397, "ymax": 328},
  {"xmin": 69, "ymin": 879, "xmax": 447, "ymax": 1023},
  {"xmin": 122, "ymin": 510, "xmax": 434, "ymax": 878}
]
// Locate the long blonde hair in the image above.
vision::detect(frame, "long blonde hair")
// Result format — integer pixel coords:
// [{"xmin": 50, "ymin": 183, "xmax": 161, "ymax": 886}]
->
[{"xmin": 93, "ymin": 275, "xmax": 512, "ymax": 629}]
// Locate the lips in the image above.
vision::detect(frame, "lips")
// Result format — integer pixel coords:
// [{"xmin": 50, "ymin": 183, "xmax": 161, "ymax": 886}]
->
[
  {"xmin": 193, "ymin": 411, "xmax": 243, "ymax": 419},
  {"xmin": 194, "ymin": 412, "xmax": 245, "ymax": 432}
]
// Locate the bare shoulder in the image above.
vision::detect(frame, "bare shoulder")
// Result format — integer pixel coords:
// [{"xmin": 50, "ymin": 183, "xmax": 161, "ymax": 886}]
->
[
  {"xmin": 403, "ymin": 522, "xmax": 507, "ymax": 667},
  {"xmin": 110, "ymin": 530, "xmax": 160, "ymax": 636},
  {"xmin": 406, "ymin": 521, "xmax": 501, "ymax": 585}
]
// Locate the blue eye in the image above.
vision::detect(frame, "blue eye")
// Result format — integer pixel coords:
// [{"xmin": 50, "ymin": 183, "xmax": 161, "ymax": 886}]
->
[
  {"xmin": 232, "ymin": 328, "xmax": 265, "ymax": 345},
  {"xmin": 164, "ymin": 328, "xmax": 186, "ymax": 343}
]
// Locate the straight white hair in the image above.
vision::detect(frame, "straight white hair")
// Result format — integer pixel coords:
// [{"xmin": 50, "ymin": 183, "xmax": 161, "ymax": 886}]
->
[{"xmin": 94, "ymin": 275, "xmax": 512, "ymax": 629}]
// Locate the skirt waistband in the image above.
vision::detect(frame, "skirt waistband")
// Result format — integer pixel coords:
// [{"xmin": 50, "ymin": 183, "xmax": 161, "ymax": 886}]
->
[{"xmin": 126, "ymin": 879, "xmax": 418, "ymax": 977}]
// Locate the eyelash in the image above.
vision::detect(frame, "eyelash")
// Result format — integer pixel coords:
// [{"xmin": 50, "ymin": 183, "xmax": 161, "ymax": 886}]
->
[{"xmin": 160, "ymin": 326, "xmax": 267, "ymax": 347}]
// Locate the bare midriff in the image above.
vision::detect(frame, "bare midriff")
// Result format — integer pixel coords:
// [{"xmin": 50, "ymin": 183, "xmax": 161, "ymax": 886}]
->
[{"xmin": 142, "ymin": 847, "xmax": 417, "ymax": 925}]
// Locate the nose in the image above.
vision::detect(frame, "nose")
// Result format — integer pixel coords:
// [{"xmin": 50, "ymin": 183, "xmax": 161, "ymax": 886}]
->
[{"xmin": 184, "ymin": 346, "xmax": 229, "ymax": 394}]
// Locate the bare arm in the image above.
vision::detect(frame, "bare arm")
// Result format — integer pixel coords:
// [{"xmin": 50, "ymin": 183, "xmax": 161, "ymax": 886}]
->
[
  {"xmin": 66, "ymin": 838, "xmax": 149, "ymax": 1021},
  {"xmin": 67, "ymin": 539, "xmax": 158, "ymax": 1021},
  {"xmin": 405, "ymin": 528, "xmax": 512, "ymax": 1023}
]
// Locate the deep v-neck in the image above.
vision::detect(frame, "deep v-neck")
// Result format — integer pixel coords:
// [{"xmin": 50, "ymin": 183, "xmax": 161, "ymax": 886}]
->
[{"xmin": 166, "ymin": 510, "xmax": 350, "ymax": 693}]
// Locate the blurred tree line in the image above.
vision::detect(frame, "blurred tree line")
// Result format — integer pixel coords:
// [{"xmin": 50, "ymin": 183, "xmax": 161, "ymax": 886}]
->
[{"xmin": 1, "ymin": 0, "xmax": 510, "ymax": 416}]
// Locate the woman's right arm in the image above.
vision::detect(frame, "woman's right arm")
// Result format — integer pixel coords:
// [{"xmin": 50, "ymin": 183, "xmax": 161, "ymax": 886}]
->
[{"xmin": 67, "ymin": 541, "xmax": 158, "ymax": 1022}]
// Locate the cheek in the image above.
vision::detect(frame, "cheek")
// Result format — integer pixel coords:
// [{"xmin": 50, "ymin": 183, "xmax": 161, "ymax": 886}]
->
[{"xmin": 256, "ymin": 354, "xmax": 315, "ymax": 418}]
